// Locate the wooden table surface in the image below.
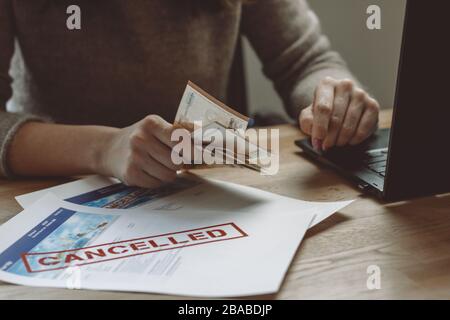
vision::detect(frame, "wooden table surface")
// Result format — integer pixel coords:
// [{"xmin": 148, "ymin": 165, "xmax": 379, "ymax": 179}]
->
[{"xmin": 1, "ymin": 109, "xmax": 449, "ymax": 300}]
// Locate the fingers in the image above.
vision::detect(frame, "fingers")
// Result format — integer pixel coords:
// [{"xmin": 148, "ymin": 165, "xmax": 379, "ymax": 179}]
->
[
  {"xmin": 322, "ymin": 80, "xmax": 353, "ymax": 151},
  {"xmin": 137, "ymin": 152, "xmax": 178, "ymax": 183},
  {"xmin": 119, "ymin": 114, "xmax": 182, "ymax": 189},
  {"xmin": 299, "ymin": 105, "xmax": 313, "ymax": 135},
  {"xmin": 123, "ymin": 166, "xmax": 162, "ymax": 189},
  {"xmin": 142, "ymin": 115, "xmax": 176, "ymax": 148},
  {"xmin": 336, "ymin": 88, "xmax": 367, "ymax": 147},
  {"xmin": 298, "ymin": 77, "xmax": 380, "ymax": 150},
  {"xmin": 349, "ymin": 97, "xmax": 380, "ymax": 145},
  {"xmin": 140, "ymin": 134, "xmax": 183, "ymax": 171},
  {"xmin": 129, "ymin": 125, "xmax": 181, "ymax": 171},
  {"xmin": 121, "ymin": 151, "xmax": 177, "ymax": 188},
  {"xmin": 312, "ymin": 77, "xmax": 336, "ymax": 150}
]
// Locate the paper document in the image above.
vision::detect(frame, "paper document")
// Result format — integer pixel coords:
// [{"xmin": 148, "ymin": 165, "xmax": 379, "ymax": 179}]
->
[
  {"xmin": 16, "ymin": 174, "xmax": 353, "ymax": 228},
  {"xmin": 0, "ymin": 194, "xmax": 320, "ymax": 297}
]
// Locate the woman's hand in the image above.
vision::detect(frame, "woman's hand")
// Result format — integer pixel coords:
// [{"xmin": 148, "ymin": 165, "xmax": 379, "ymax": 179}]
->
[
  {"xmin": 99, "ymin": 115, "xmax": 182, "ymax": 188},
  {"xmin": 299, "ymin": 77, "xmax": 380, "ymax": 152}
]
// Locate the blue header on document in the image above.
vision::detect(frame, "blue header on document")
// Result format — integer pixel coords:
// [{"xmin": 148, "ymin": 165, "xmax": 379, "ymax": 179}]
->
[{"xmin": 0, "ymin": 208, "xmax": 75, "ymax": 271}]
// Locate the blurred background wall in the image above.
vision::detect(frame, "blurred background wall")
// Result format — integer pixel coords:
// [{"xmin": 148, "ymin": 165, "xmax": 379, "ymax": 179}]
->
[{"xmin": 243, "ymin": 0, "xmax": 407, "ymax": 121}]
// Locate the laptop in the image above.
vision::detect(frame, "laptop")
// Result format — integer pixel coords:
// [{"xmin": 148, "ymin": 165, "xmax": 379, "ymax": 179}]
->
[{"xmin": 295, "ymin": 0, "xmax": 450, "ymax": 201}]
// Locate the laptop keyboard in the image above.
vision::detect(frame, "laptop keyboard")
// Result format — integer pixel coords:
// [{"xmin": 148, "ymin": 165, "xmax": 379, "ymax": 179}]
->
[{"xmin": 363, "ymin": 148, "xmax": 388, "ymax": 177}]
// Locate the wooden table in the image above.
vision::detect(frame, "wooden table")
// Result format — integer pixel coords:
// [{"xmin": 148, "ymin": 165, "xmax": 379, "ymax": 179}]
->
[{"xmin": 1, "ymin": 109, "xmax": 449, "ymax": 300}]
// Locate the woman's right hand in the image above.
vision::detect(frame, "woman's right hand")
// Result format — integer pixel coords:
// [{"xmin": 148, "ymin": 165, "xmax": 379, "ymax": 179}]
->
[{"xmin": 99, "ymin": 115, "xmax": 183, "ymax": 188}]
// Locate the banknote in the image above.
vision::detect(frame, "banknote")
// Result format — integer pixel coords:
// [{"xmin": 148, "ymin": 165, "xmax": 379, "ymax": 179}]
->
[
  {"xmin": 200, "ymin": 121, "xmax": 273, "ymax": 171},
  {"xmin": 174, "ymin": 81, "xmax": 272, "ymax": 173},
  {"xmin": 175, "ymin": 81, "xmax": 249, "ymax": 131}
]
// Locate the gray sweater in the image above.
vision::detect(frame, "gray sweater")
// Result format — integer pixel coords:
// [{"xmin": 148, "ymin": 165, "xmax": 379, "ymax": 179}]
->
[{"xmin": 0, "ymin": 0, "xmax": 355, "ymax": 177}]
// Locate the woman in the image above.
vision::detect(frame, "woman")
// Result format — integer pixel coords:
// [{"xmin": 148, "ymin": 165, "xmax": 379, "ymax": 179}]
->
[{"xmin": 0, "ymin": 0, "xmax": 379, "ymax": 188}]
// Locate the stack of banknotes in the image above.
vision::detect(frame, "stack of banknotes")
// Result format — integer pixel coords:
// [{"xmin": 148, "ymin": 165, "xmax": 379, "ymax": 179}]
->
[{"xmin": 174, "ymin": 81, "xmax": 272, "ymax": 172}]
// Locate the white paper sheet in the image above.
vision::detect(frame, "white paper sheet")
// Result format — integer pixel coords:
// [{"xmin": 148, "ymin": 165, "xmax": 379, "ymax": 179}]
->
[
  {"xmin": 0, "ymin": 194, "xmax": 330, "ymax": 297},
  {"xmin": 15, "ymin": 175, "xmax": 351, "ymax": 228}
]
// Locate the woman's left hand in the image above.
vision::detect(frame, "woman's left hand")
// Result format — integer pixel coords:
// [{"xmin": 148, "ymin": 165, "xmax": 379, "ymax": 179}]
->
[{"xmin": 299, "ymin": 77, "xmax": 380, "ymax": 152}]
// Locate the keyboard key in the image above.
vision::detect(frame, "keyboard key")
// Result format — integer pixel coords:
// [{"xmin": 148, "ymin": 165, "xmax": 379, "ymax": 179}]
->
[{"xmin": 369, "ymin": 162, "xmax": 387, "ymax": 171}]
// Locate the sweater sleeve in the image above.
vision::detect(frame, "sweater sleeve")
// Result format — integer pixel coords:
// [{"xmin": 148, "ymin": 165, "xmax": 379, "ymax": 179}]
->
[
  {"xmin": 242, "ymin": 0, "xmax": 359, "ymax": 118},
  {"xmin": 0, "ymin": 0, "xmax": 45, "ymax": 177}
]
